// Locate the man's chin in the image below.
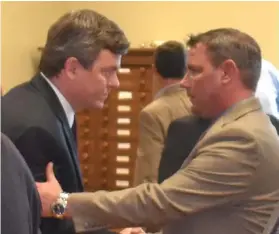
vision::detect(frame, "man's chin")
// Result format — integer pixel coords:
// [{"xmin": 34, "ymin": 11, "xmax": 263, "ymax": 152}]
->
[
  {"xmin": 191, "ymin": 105, "xmax": 202, "ymax": 116},
  {"xmin": 94, "ymin": 100, "xmax": 105, "ymax": 109}
]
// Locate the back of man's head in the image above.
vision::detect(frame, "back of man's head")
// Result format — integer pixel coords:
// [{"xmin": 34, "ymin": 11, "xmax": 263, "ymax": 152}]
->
[{"xmin": 154, "ymin": 41, "xmax": 187, "ymax": 80}]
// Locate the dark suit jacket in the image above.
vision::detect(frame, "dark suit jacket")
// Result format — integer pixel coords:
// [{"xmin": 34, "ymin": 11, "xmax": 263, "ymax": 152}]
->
[
  {"xmin": 269, "ymin": 114, "xmax": 279, "ymax": 134},
  {"xmin": 1, "ymin": 133, "xmax": 41, "ymax": 234},
  {"xmin": 1, "ymin": 74, "xmax": 113, "ymax": 234},
  {"xmin": 158, "ymin": 115, "xmax": 211, "ymax": 183}
]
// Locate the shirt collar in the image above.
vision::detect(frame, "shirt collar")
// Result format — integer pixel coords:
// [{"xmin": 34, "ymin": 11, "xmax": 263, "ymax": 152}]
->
[
  {"xmin": 40, "ymin": 72, "xmax": 75, "ymax": 127},
  {"xmin": 154, "ymin": 83, "xmax": 182, "ymax": 100}
]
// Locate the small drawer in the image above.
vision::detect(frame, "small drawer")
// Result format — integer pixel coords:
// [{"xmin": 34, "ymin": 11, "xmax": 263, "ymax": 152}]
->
[{"xmin": 117, "ymin": 67, "xmax": 153, "ymax": 91}]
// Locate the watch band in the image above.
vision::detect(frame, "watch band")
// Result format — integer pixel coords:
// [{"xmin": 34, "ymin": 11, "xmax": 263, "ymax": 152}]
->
[
  {"xmin": 59, "ymin": 192, "xmax": 69, "ymax": 202},
  {"xmin": 51, "ymin": 192, "xmax": 69, "ymax": 219}
]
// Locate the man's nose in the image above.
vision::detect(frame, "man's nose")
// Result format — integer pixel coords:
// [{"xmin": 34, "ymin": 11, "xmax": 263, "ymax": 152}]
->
[
  {"xmin": 110, "ymin": 75, "xmax": 120, "ymax": 89},
  {"xmin": 180, "ymin": 74, "xmax": 190, "ymax": 88}
]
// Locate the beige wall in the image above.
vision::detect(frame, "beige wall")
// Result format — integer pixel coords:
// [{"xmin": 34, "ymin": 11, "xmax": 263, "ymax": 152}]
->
[
  {"xmin": 1, "ymin": 1, "xmax": 72, "ymax": 92},
  {"xmin": 2, "ymin": 1, "xmax": 279, "ymax": 92}
]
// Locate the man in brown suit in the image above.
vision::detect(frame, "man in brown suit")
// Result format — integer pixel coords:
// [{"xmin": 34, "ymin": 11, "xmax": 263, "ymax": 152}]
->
[
  {"xmin": 36, "ymin": 28, "xmax": 279, "ymax": 234},
  {"xmin": 133, "ymin": 40, "xmax": 192, "ymax": 185}
]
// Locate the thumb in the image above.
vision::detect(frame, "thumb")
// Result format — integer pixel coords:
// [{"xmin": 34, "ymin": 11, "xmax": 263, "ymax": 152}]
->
[
  {"xmin": 46, "ymin": 162, "xmax": 56, "ymax": 182},
  {"xmin": 131, "ymin": 228, "xmax": 145, "ymax": 234},
  {"xmin": 120, "ymin": 228, "xmax": 132, "ymax": 234}
]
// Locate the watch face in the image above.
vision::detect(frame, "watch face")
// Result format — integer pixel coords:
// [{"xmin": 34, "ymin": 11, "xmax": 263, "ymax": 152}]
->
[{"xmin": 52, "ymin": 203, "xmax": 65, "ymax": 215}]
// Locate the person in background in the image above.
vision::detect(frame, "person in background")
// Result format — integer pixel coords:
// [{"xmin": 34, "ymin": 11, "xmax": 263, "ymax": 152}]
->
[
  {"xmin": 158, "ymin": 115, "xmax": 211, "ymax": 183},
  {"xmin": 1, "ymin": 133, "xmax": 41, "ymax": 234},
  {"xmin": 133, "ymin": 40, "xmax": 191, "ymax": 185},
  {"xmin": 1, "ymin": 9, "xmax": 129, "ymax": 234},
  {"xmin": 36, "ymin": 28, "xmax": 279, "ymax": 234},
  {"xmin": 256, "ymin": 59, "xmax": 279, "ymax": 119}
]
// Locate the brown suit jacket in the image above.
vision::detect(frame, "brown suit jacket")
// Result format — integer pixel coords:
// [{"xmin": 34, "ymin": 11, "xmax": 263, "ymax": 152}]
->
[
  {"xmin": 262, "ymin": 200, "xmax": 279, "ymax": 234},
  {"xmin": 133, "ymin": 83, "xmax": 192, "ymax": 185},
  {"xmin": 69, "ymin": 97, "xmax": 279, "ymax": 234}
]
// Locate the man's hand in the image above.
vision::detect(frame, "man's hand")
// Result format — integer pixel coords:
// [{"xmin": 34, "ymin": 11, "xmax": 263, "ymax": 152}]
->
[
  {"xmin": 36, "ymin": 162, "xmax": 62, "ymax": 217},
  {"xmin": 120, "ymin": 227, "xmax": 146, "ymax": 234}
]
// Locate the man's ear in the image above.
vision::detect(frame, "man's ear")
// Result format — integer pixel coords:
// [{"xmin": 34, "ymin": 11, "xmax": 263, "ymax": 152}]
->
[
  {"xmin": 220, "ymin": 59, "xmax": 238, "ymax": 84},
  {"xmin": 64, "ymin": 57, "xmax": 80, "ymax": 80}
]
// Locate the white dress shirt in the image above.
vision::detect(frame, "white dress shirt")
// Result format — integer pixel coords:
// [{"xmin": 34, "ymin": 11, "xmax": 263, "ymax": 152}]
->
[
  {"xmin": 255, "ymin": 59, "xmax": 279, "ymax": 119},
  {"xmin": 40, "ymin": 72, "xmax": 75, "ymax": 127}
]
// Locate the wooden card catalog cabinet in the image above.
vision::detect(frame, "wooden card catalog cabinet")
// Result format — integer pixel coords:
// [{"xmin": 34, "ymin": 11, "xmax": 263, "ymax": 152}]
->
[{"xmin": 77, "ymin": 48, "xmax": 162, "ymax": 191}]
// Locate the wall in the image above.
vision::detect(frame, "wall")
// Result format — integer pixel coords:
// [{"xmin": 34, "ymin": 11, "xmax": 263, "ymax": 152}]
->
[
  {"xmin": 68, "ymin": 1, "xmax": 278, "ymax": 63},
  {"xmin": 1, "ymin": 1, "xmax": 72, "ymax": 92},
  {"xmin": 1, "ymin": 1, "xmax": 279, "ymax": 91}
]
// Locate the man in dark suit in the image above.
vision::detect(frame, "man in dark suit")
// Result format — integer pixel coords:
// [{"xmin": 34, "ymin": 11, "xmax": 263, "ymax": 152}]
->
[
  {"xmin": 158, "ymin": 115, "xmax": 211, "ymax": 183},
  {"xmin": 1, "ymin": 133, "xmax": 41, "ymax": 234},
  {"xmin": 1, "ymin": 9, "xmax": 129, "ymax": 234}
]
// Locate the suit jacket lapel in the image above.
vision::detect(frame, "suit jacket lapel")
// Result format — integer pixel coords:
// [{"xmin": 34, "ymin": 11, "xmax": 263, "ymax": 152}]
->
[
  {"xmin": 71, "ymin": 117, "xmax": 77, "ymax": 145},
  {"xmin": 30, "ymin": 74, "xmax": 83, "ymax": 190},
  {"xmin": 181, "ymin": 97, "xmax": 262, "ymax": 168},
  {"xmin": 60, "ymin": 123, "xmax": 83, "ymax": 190}
]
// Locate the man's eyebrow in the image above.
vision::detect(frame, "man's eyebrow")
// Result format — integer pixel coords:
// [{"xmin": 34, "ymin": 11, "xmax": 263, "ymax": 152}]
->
[
  {"xmin": 101, "ymin": 66, "xmax": 118, "ymax": 71},
  {"xmin": 187, "ymin": 64, "xmax": 199, "ymax": 70}
]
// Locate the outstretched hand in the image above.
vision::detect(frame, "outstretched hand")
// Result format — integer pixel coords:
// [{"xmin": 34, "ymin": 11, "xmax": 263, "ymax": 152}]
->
[
  {"xmin": 120, "ymin": 227, "xmax": 146, "ymax": 234},
  {"xmin": 36, "ymin": 162, "xmax": 62, "ymax": 217}
]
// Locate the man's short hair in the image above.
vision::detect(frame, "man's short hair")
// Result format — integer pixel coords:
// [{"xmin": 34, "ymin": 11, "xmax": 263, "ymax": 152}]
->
[
  {"xmin": 154, "ymin": 40, "xmax": 187, "ymax": 79},
  {"xmin": 186, "ymin": 28, "xmax": 262, "ymax": 91},
  {"xmin": 39, "ymin": 9, "xmax": 130, "ymax": 77}
]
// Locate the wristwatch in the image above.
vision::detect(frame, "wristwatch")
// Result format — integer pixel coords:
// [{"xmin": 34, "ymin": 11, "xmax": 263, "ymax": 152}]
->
[{"xmin": 51, "ymin": 192, "xmax": 69, "ymax": 219}]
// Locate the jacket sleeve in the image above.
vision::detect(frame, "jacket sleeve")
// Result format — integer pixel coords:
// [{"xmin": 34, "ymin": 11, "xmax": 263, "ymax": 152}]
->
[
  {"xmin": 14, "ymin": 127, "xmax": 65, "ymax": 182},
  {"xmin": 1, "ymin": 133, "xmax": 42, "ymax": 234},
  {"xmin": 133, "ymin": 110, "xmax": 164, "ymax": 185},
  {"xmin": 14, "ymin": 127, "xmax": 77, "ymax": 234},
  {"xmin": 68, "ymin": 127, "xmax": 260, "ymax": 233}
]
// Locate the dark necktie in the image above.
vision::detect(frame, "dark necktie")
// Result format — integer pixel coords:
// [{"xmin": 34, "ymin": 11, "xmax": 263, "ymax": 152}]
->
[{"xmin": 71, "ymin": 117, "xmax": 77, "ymax": 145}]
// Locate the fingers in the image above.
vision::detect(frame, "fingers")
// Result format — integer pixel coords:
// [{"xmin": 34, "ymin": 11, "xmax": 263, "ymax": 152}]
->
[
  {"xmin": 131, "ymin": 228, "xmax": 145, "ymax": 234},
  {"xmin": 35, "ymin": 182, "xmax": 41, "ymax": 189},
  {"xmin": 120, "ymin": 227, "xmax": 145, "ymax": 234},
  {"xmin": 120, "ymin": 228, "xmax": 132, "ymax": 234},
  {"xmin": 46, "ymin": 162, "xmax": 55, "ymax": 182}
]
